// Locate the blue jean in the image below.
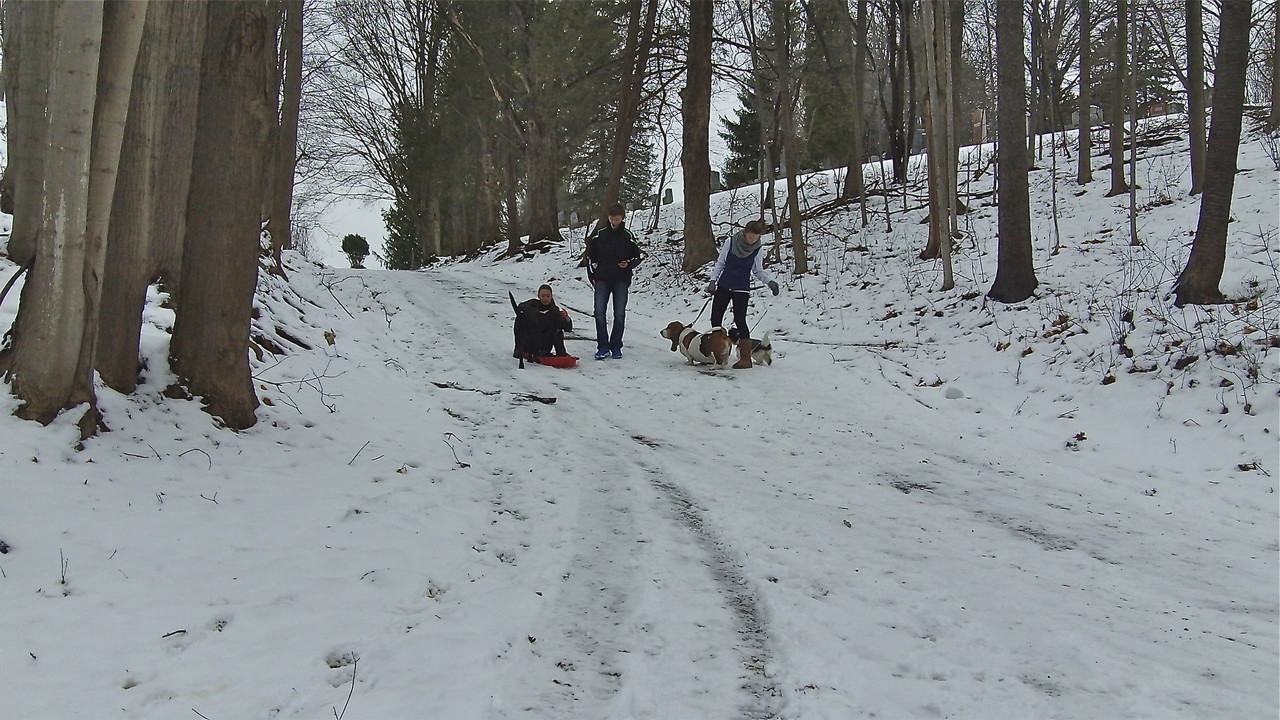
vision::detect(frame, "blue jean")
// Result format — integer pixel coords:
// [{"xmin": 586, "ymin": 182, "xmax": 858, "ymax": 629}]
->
[{"xmin": 593, "ymin": 279, "xmax": 629, "ymax": 351}]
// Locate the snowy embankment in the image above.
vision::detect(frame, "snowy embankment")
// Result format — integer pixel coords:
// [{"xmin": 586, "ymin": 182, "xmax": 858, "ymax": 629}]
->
[{"xmin": 0, "ymin": 118, "xmax": 1276, "ymax": 719}]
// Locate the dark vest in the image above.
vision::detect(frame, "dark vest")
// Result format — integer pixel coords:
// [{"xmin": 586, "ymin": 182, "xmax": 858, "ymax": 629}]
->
[{"xmin": 721, "ymin": 245, "xmax": 760, "ymax": 290}]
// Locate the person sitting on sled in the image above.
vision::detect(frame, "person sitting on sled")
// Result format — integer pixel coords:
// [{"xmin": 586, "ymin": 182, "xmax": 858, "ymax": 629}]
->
[{"xmin": 515, "ymin": 284, "xmax": 573, "ymax": 357}]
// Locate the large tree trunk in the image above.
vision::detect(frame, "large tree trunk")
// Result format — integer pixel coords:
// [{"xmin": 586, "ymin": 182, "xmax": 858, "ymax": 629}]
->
[
  {"xmin": 681, "ymin": 0, "xmax": 715, "ymax": 272},
  {"xmin": 920, "ymin": 0, "xmax": 957, "ymax": 288},
  {"xmin": 842, "ymin": 0, "xmax": 869, "ymax": 224},
  {"xmin": 2, "ymin": 1, "xmax": 54, "ymax": 264},
  {"xmin": 600, "ymin": 0, "xmax": 658, "ymax": 226},
  {"xmin": 503, "ymin": 148, "xmax": 521, "ymax": 254},
  {"xmin": 268, "ymin": 0, "xmax": 304, "ymax": 275},
  {"xmin": 989, "ymin": 0, "xmax": 1038, "ymax": 303},
  {"xmin": 886, "ymin": 0, "xmax": 910, "ymax": 184},
  {"xmin": 1187, "ymin": 0, "xmax": 1206, "ymax": 194},
  {"xmin": 70, "ymin": 0, "xmax": 146, "ymax": 435},
  {"xmin": 772, "ymin": 0, "xmax": 806, "ymax": 275},
  {"xmin": 1077, "ymin": 0, "xmax": 1093, "ymax": 184},
  {"xmin": 2, "ymin": 1, "xmax": 104, "ymax": 425},
  {"xmin": 1106, "ymin": 0, "xmax": 1129, "ymax": 196},
  {"xmin": 1173, "ymin": 0, "xmax": 1253, "ymax": 307},
  {"xmin": 1269, "ymin": 0, "xmax": 1280, "ymax": 132},
  {"xmin": 171, "ymin": 0, "xmax": 278, "ymax": 430},
  {"xmin": 98, "ymin": 1, "xmax": 206, "ymax": 393},
  {"xmin": 524, "ymin": 112, "xmax": 563, "ymax": 244}
]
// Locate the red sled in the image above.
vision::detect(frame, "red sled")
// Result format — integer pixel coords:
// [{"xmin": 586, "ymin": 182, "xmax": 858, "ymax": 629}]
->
[{"xmin": 535, "ymin": 355, "xmax": 579, "ymax": 368}]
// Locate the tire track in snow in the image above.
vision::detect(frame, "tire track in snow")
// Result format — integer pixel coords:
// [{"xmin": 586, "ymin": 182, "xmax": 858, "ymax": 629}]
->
[
  {"xmin": 637, "ymin": 457, "xmax": 782, "ymax": 720},
  {"xmin": 370, "ymin": 269, "xmax": 784, "ymax": 718}
]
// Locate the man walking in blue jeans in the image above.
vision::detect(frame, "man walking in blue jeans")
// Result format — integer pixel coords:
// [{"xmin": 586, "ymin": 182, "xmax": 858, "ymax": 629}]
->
[{"xmin": 585, "ymin": 203, "xmax": 643, "ymax": 359}]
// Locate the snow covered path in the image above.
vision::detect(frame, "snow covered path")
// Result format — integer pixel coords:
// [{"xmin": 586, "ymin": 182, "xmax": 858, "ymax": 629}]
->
[
  {"xmin": 320, "ymin": 264, "xmax": 1276, "ymax": 719},
  {"xmin": 0, "ymin": 255, "xmax": 1273, "ymax": 720}
]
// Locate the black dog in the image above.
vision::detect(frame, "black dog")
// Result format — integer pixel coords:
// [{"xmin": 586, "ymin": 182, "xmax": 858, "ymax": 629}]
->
[{"xmin": 510, "ymin": 292, "xmax": 569, "ymax": 368}]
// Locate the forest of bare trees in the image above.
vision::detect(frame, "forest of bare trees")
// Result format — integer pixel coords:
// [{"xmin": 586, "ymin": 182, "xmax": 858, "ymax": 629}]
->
[{"xmin": 0, "ymin": 0, "xmax": 1276, "ymax": 432}]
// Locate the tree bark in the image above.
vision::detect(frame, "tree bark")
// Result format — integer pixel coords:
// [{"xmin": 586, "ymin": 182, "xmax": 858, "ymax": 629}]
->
[
  {"xmin": 1174, "ymin": 0, "xmax": 1253, "ymax": 306},
  {"xmin": 98, "ymin": 1, "xmax": 206, "ymax": 393},
  {"xmin": 1187, "ymin": 0, "xmax": 1206, "ymax": 193},
  {"xmin": 70, "ymin": 0, "xmax": 146, "ymax": 435},
  {"xmin": 600, "ymin": 0, "xmax": 658, "ymax": 226},
  {"xmin": 1270, "ymin": 0, "xmax": 1280, "ymax": 131},
  {"xmin": 681, "ymin": 0, "xmax": 715, "ymax": 272},
  {"xmin": 842, "ymin": 0, "xmax": 869, "ymax": 224},
  {"xmin": 2, "ymin": 0, "xmax": 54, "ymax": 265},
  {"xmin": 268, "ymin": 0, "xmax": 304, "ymax": 274},
  {"xmin": 1077, "ymin": 0, "xmax": 1093, "ymax": 184},
  {"xmin": 1106, "ymin": 0, "xmax": 1129, "ymax": 196},
  {"xmin": 989, "ymin": 0, "xmax": 1038, "ymax": 303},
  {"xmin": 772, "ymin": 0, "xmax": 806, "ymax": 275},
  {"xmin": 2, "ymin": 1, "xmax": 106, "ymax": 426},
  {"xmin": 171, "ymin": 0, "xmax": 277, "ymax": 430},
  {"xmin": 518, "ymin": 3, "xmax": 563, "ymax": 247}
]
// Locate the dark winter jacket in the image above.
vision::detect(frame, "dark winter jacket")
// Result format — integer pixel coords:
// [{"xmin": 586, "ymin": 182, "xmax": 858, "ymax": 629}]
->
[{"xmin": 586, "ymin": 222, "xmax": 643, "ymax": 283}]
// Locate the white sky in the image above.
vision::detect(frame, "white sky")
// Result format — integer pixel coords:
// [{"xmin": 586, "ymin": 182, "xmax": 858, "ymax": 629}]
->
[{"xmin": 1, "ymin": 116, "xmax": 1277, "ymax": 719}]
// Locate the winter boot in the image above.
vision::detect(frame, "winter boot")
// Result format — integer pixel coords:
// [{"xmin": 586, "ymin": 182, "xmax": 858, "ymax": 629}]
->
[{"xmin": 733, "ymin": 338, "xmax": 752, "ymax": 369}]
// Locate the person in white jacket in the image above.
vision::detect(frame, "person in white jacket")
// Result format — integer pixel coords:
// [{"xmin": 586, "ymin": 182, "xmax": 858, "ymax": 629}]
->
[{"xmin": 704, "ymin": 219, "xmax": 779, "ymax": 368}]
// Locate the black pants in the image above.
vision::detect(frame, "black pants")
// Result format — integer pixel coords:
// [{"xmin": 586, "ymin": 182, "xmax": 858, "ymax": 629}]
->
[{"xmin": 710, "ymin": 289, "xmax": 749, "ymax": 339}]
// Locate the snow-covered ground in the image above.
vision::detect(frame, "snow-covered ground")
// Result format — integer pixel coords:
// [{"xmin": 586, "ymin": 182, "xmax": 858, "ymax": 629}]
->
[{"xmin": 0, "ymin": 119, "xmax": 1276, "ymax": 719}]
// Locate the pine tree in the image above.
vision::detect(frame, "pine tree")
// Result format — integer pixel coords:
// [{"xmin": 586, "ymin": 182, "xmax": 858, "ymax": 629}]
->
[{"xmin": 718, "ymin": 85, "xmax": 769, "ymax": 189}]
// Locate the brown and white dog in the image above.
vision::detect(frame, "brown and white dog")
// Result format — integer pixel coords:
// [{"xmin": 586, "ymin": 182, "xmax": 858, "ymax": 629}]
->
[{"xmin": 661, "ymin": 322, "xmax": 734, "ymax": 368}]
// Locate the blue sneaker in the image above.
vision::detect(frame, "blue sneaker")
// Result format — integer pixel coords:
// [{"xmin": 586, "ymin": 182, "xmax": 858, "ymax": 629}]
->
[
  {"xmin": 611, "ymin": 349, "xmax": 623, "ymax": 359},
  {"xmin": 594, "ymin": 348, "xmax": 611, "ymax": 360}
]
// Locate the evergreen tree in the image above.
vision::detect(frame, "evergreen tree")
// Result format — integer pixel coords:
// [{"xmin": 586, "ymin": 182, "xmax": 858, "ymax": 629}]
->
[
  {"xmin": 800, "ymin": 0, "xmax": 857, "ymax": 171},
  {"xmin": 719, "ymin": 85, "xmax": 770, "ymax": 189},
  {"xmin": 341, "ymin": 234, "xmax": 370, "ymax": 268},
  {"xmin": 565, "ymin": 120, "xmax": 657, "ymax": 217},
  {"xmin": 378, "ymin": 201, "xmax": 422, "ymax": 270}
]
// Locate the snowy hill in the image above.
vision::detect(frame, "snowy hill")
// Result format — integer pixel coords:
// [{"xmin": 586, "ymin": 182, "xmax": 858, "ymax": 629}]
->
[{"xmin": 0, "ymin": 119, "xmax": 1276, "ymax": 719}]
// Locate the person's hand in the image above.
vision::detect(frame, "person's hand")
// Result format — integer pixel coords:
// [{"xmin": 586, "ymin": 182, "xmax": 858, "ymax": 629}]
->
[
  {"xmin": 768, "ymin": 280, "xmax": 779, "ymax": 296},
  {"xmin": 705, "ymin": 282, "xmax": 716, "ymax": 294},
  {"xmin": 559, "ymin": 309, "xmax": 569, "ymax": 319},
  {"xmin": 618, "ymin": 260, "xmax": 629, "ymax": 268}
]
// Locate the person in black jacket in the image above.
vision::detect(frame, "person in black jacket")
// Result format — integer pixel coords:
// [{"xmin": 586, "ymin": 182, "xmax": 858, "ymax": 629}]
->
[
  {"xmin": 585, "ymin": 203, "xmax": 643, "ymax": 359},
  {"xmin": 514, "ymin": 284, "xmax": 573, "ymax": 358}
]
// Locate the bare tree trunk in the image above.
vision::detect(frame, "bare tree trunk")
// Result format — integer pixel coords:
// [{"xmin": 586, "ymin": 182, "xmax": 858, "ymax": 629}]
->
[
  {"xmin": 1106, "ymin": 0, "xmax": 1129, "ymax": 196},
  {"xmin": 504, "ymin": 148, "xmax": 521, "ymax": 254},
  {"xmin": 843, "ymin": 0, "xmax": 869, "ymax": 229},
  {"xmin": 171, "ymin": 0, "xmax": 278, "ymax": 430},
  {"xmin": 268, "ymin": 0, "xmax": 304, "ymax": 276},
  {"xmin": 681, "ymin": 0, "xmax": 715, "ymax": 272},
  {"xmin": 772, "ymin": 0, "xmax": 806, "ymax": 275},
  {"xmin": 600, "ymin": 0, "xmax": 658, "ymax": 226},
  {"xmin": 920, "ymin": 0, "xmax": 962, "ymax": 264},
  {"xmin": 887, "ymin": 0, "xmax": 909, "ymax": 184},
  {"xmin": 989, "ymin": 0, "xmax": 1038, "ymax": 303},
  {"xmin": 524, "ymin": 111, "xmax": 562, "ymax": 244},
  {"xmin": 920, "ymin": 0, "xmax": 956, "ymax": 287},
  {"xmin": 1270, "ymin": 0, "xmax": 1280, "ymax": 131},
  {"xmin": 2, "ymin": 1, "xmax": 112, "ymax": 429},
  {"xmin": 70, "ymin": 0, "xmax": 146, "ymax": 435},
  {"xmin": 1174, "ymin": 0, "xmax": 1253, "ymax": 306},
  {"xmin": 2, "ymin": 0, "xmax": 54, "ymax": 265},
  {"xmin": 1187, "ymin": 0, "xmax": 1206, "ymax": 193},
  {"xmin": 99, "ymin": 1, "xmax": 206, "ymax": 393},
  {"xmin": 1077, "ymin": 0, "xmax": 1093, "ymax": 184}
]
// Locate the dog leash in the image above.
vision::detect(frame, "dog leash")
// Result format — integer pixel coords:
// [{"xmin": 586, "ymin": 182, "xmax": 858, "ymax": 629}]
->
[
  {"xmin": 692, "ymin": 284, "xmax": 769, "ymax": 325},
  {"xmin": 691, "ymin": 295, "xmax": 713, "ymax": 324}
]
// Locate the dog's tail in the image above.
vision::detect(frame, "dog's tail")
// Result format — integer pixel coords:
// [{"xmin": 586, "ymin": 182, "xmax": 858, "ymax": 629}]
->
[{"xmin": 510, "ymin": 291, "xmax": 526, "ymax": 369}]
